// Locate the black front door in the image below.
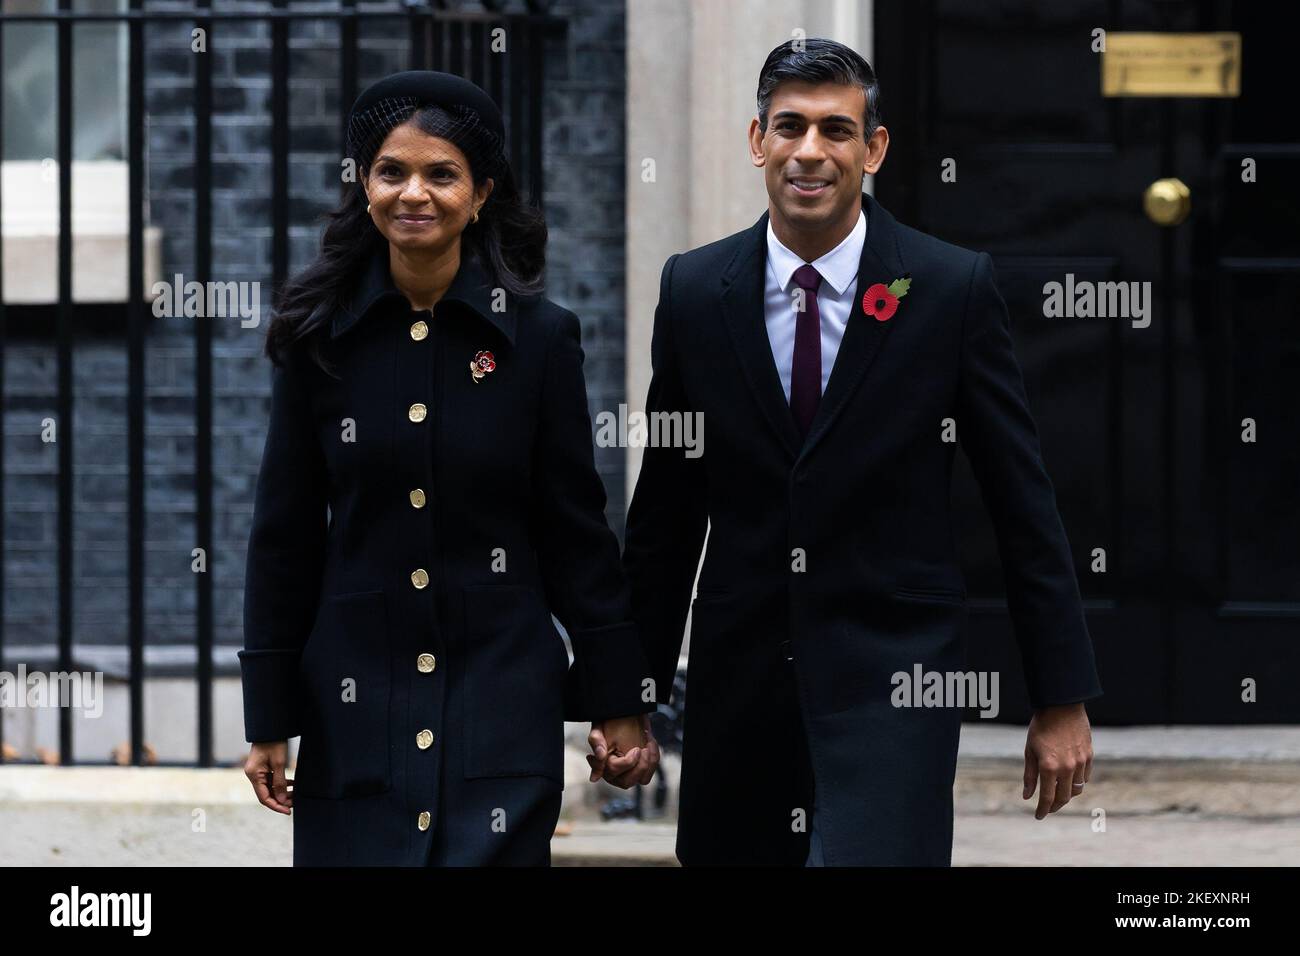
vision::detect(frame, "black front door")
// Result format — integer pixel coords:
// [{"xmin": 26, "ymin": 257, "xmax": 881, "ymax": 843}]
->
[{"xmin": 876, "ymin": 0, "xmax": 1299, "ymax": 723}]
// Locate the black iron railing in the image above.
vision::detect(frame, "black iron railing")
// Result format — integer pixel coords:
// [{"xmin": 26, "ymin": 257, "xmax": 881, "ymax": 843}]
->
[{"xmin": 0, "ymin": 0, "xmax": 563, "ymax": 766}]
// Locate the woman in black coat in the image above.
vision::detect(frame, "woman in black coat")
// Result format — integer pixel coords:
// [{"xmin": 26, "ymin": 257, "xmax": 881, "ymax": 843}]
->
[{"xmin": 239, "ymin": 71, "xmax": 659, "ymax": 865}]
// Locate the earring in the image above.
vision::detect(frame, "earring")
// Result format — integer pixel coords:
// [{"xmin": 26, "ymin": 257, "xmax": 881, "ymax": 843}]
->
[
  {"xmin": 367, "ymin": 203, "xmax": 371, "ymax": 213},
  {"xmin": 472, "ymin": 209, "xmax": 479, "ymax": 224}
]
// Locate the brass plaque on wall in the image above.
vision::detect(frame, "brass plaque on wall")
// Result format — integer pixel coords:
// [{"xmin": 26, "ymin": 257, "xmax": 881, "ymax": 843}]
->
[{"xmin": 1102, "ymin": 32, "xmax": 1241, "ymax": 97}]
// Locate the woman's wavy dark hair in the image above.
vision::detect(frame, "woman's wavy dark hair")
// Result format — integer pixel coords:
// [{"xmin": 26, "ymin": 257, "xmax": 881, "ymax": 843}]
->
[{"xmin": 265, "ymin": 102, "xmax": 546, "ymax": 377}]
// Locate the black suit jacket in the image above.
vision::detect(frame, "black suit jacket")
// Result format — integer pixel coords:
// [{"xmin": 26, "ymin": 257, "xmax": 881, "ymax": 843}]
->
[{"xmin": 623, "ymin": 191, "xmax": 1103, "ymax": 865}]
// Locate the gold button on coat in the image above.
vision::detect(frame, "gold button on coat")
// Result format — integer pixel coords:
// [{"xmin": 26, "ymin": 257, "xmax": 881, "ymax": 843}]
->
[
  {"xmin": 409, "ymin": 319, "xmax": 429, "ymax": 341},
  {"xmin": 416, "ymin": 729, "xmax": 434, "ymax": 750},
  {"xmin": 417, "ymin": 811, "xmax": 431, "ymax": 831},
  {"xmin": 410, "ymin": 568, "xmax": 429, "ymax": 589},
  {"xmin": 408, "ymin": 402, "xmax": 427, "ymax": 422},
  {"xmin": 417, "ymin": 653, "xmax": 436, "ymax": 673},
  {"xmin": 409, "ymin": 488, "xmax": 426, "ymax": 508}
]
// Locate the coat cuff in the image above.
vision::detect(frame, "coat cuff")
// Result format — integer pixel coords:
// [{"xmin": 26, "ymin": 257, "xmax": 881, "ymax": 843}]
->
[
  {"xmin": 237, "ymin": 647, "xmax": 303, "ymax": 742},
  {"xmin": 1024, "ymin": 653, "xmax": 1104, "ymax": 711},
  {"xmin": 1028, "ymin": 678, "xmax": 1105, "ymax": 711},
  {"xmin": 562, "ymin": 621, "xmax": 658, "ymax": 722}
]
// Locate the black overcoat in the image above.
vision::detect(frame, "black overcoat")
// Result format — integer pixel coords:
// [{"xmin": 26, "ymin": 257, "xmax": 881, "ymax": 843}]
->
[
  {"xmin": 239, "ymin": 242, "xmax": 653, "ymax": 866},
  {"xmin": 623, "ymin": 192, "xmax": 1104, "ymax": 866}
]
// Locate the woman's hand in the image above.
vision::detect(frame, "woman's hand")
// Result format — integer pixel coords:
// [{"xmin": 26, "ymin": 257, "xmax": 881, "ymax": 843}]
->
[
  {"xmin": 587, "ymin": 713, "xmax": 660, "ymax": 789},
  {"xmin": 244, "ymin": 741, "xmax": 293, "ymax": 814}
]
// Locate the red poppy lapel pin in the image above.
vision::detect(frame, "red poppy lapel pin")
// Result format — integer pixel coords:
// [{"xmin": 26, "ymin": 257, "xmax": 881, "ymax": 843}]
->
[
  {"xmin": 470, "ymin": 349, "xmax": 496, "ymax": 383},
  {"xmin": 862, "ymin": 274, "xmax": 911, "ymax": 322}
]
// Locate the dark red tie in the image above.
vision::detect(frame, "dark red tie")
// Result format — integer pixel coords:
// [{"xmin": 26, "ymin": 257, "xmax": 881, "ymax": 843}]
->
[{"xmin": 790, "ymin": 264, "xmax": 823, "ymax": 439}]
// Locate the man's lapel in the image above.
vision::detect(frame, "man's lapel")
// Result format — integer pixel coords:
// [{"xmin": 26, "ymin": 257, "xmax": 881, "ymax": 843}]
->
[
  {"xmin": 719, "ymin": 212, "xmax": 804, "ymax": 461},
  {"xmin": 717, "ymin": 191, "xmax": 908, "ymax": 464},
  {"xmin": 798, "ymin": 191, "xmax": 906, "ymax": 465}
]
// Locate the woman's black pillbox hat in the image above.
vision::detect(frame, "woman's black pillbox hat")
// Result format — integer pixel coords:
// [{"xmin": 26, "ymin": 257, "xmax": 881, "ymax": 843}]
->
[{"xmin": 345, "ymin": 69, "xmax": 507, "ymax": 179}]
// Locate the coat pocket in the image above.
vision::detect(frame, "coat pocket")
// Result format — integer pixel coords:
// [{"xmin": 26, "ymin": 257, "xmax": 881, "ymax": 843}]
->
[
  {"xmin": 292, "ymin": 589, "xmax": 393, "ymax": 799},
  {"xmin": 463, "ymin": 584, "xmax": 568, "ymax": 783},
  {"xmin": 891, "ymin": 584, "xmax": 967, "ymax": 606}
]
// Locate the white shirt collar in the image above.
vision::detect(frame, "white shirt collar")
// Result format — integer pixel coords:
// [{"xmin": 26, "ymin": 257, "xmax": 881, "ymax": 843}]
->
[{"xmin": 766, "ymin": 207, "xmax": 866, "ymax": 297}]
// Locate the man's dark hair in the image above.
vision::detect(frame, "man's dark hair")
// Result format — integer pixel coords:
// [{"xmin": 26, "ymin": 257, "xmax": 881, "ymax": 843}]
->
[{"xmin": 756, "ymin": 37, "xmax": 881, "ymax": 141}]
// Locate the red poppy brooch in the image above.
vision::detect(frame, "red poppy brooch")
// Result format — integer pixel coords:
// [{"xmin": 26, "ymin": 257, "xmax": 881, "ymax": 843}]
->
[
  {"xmin": 470, "ymin": 349, "xmax": 496, "ymax": 383},
  {"xmin": 862, "ymin": 274, "xmax": 911, "ymax": 322}
]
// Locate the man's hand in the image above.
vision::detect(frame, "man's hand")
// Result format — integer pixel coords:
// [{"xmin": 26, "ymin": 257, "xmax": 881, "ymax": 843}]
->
[
  {"xmin": 587, "ymin": 713, "xmax": 660, "ymax": 789},
  {"xmin": 245, "ymin": 741, "xmax": 293, "ymax": 814},
  {"xmin": 1023, "ymin": 702, "xmax": 1093, "ymax": 819}
]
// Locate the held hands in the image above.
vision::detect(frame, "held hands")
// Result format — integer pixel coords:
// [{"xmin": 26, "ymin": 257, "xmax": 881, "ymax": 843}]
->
[
  {"xmin": 245, "ymin": 718, "xmax": 661, "ymax": 808},
  {"xmin": 245, "ymin": 741, "xmax": 293, "ymax": 814},
  {"xmin": 587, "ymin": 713, "xmax": 660, "ymax": 789},
  {"xmin": 1023, "ymin": 702, "xmax": 1094, "ymax": 820}
]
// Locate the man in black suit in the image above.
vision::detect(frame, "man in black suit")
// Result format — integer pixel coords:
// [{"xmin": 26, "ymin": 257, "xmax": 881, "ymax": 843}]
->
[{"xmin": 616, "ymin": 38, "xmax": 1103, "ymax": 865}]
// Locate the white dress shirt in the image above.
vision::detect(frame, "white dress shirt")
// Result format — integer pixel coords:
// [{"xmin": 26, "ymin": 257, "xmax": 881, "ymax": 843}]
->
[{"xmin": 764, "ymin": 208, "xmax": 867, "ymax": 400}]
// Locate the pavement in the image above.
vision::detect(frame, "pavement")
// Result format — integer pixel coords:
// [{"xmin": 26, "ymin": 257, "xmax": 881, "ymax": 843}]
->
[{"xmin": 2, "ymin": 724, "xmax": 1298, "ymax": 866}]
